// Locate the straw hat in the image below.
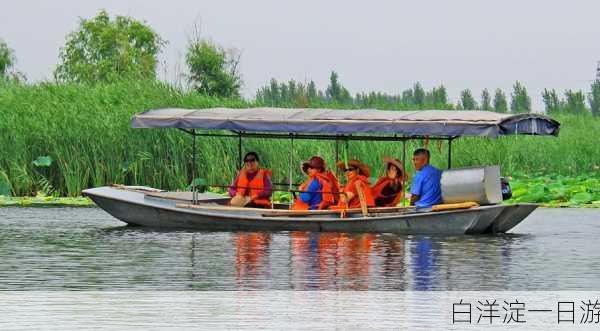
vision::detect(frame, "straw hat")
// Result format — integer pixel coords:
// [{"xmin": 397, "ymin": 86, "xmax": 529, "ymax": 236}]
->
[
  {"xmin": 230, "ymin": 194, "xmax": 251, "ymax": 207},
  {"xmin": 336, "ymin": 159, "xmax": 371, "ymax": 178},
  {"xmin": 383, "ymin": 156, "xmax": 408, "ymax": 181},
  {"xmin": 301, "ymin": 156, "xmax": 326, "ymax": 174}
]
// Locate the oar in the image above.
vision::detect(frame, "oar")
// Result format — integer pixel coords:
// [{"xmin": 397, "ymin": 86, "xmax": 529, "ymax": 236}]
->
[{"xmin": 355, "ymin": 181, "xmax": 369, "ymax": 217}]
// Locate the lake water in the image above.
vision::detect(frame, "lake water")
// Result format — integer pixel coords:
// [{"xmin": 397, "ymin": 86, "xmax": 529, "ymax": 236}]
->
[{"xmin": 1, "ymin": 207, "xmax": 599, "ymax": 291}]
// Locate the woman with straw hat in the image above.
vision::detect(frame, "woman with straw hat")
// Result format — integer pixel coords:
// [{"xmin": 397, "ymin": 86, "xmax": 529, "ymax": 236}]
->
[
  {"xmin": 293, "ymin": 156, "xmax": 340, "ymax": 210},
  {"xmin": 331, "ymin": 159, "xmax": 375, "ymax": 210},
  {"xmin": 372, "ymin": 156, "xmax": 408, "ymax": 207}
]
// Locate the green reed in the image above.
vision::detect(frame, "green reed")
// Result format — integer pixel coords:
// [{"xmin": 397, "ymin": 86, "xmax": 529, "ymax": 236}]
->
[{"xmin": 0, "ymin": 79, "xmax": 598, "ymax": 197}]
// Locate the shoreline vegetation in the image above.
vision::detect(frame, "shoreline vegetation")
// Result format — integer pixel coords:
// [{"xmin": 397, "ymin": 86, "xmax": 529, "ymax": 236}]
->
[
  {"xmin": 1, "ymin": 11, "xmax": 599, "ymax": 208},
  {"xmin": 0, "ymin": 80, "xmax": 598, "ymax": 208},
  {"xmin": 1, "ymin": 174, "xmax": 599, "ymax": 208}
]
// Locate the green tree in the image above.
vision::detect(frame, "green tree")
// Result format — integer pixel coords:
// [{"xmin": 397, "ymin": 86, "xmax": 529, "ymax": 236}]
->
[
  {"xmin": 269, "ymin": 78, "xmax": 280, "ymax": 104},
  {"xmin": 0, "ymin": 39, "xmax": 15, "ymax": 79},
  {"xmin": 307, "ymin": 80, "xmax": 318, "ymax": 102},
  {"xmin": 563, "ymin": 90, "xmax": 587, "ymax": 114},
  {"xmin": 493, "ymin": 89, "xmax": 508, "ymax": 113},
  {"xmin": 426, "ymin": 85, "xmax": 448, "ymax": 109},
  {"xmin": 401, "ymin": 88, "xmax": 414, "ymax": 105},
  {"xmin": 459, "ymin": 89, "xmax": 478, "ymax": 110},
  {"xmin": 326, "ymin": 71, "xmax": 341, "ymax": 102},
  {"xmin": 326, "ymin": 71, "xmax": 351, "ymax": 104},
  {"xmin": 55, "ymin": 10, "xmax": 164, "ymax": 83},
  {"xmin": 287, "ymin": 80, "xmax": 297, "ymax": 102},
  {"xmin": 542, "ymin": 88, "xmax": 561, "ymax": 114},
  {"xmin": 293, "ymin": 81, "xmax": 309, "ymax": 107},
  {"xmin": 589, "ymin": 80, "xmax": 600, "ymax": 117},
  {"xmin": 186, "ymin": 39, "xmax": 242, "ymax": 98},
  {"xmin": 481, "ymin": 88, "xmax": 491, "ymax": 111},
  {"xmin": 279, "ymin": 81, "xmax": 289, "ymax": 103},
  {"xmin": 510, "ymin": 81, "xmax": 531, "ymax": 113},
  {"xmin": 339, "ymin": 87, "xmax": 352, "ymax": 104},
  {"xmin": 413, "ymin": 82, "xmax": 425, "ymax": 107}
]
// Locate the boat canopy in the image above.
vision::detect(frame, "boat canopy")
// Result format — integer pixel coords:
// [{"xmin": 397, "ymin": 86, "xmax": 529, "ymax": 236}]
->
[{"xmin": 131, "ymin": 108, "xmax": 560, "ymax": 138}]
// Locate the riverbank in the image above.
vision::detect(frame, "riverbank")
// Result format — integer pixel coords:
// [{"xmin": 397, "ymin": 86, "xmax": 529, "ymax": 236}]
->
[
  {"xmin": 2, "ymin": 176, "xmax": 598, "ymax": 208},
  {"xmin": 0, "ymin": 196, "xmax": 94, "ymax": 207}
]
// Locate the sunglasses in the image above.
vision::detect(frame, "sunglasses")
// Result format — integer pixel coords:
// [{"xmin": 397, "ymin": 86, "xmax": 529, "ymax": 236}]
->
[
  {"xmin": 344, "ymin": 167, "xmax": 357, "ymax": 172},
  {"xmin": 244, "ymin": 158, "xmax": 257, "ymax": 163}
]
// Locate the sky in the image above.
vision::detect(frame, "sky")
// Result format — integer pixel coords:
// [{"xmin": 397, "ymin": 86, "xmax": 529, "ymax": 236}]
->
[{"xmin": 2, "ymin": 0, "xmax": 599, "ymax": 108}]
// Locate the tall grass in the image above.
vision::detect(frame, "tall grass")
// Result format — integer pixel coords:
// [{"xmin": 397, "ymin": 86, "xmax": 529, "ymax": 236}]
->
[{"xmin": 1, "ymin": 80, "xmax": 598, "ymax": 196}]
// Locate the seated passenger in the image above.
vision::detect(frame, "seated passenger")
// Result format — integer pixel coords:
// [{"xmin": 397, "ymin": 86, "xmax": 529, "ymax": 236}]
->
[
  {"xmin": 372, "ymin": 156, "xmax": 408, "ymax": 207},
  {"xmin": 293, "ymin": 156, "xmax": 339, "ymax": 210},
  {"xmin": 409, "ymin": 148, "xmax": 442, "ymax": 211},
  {"xmin": 331, "ymin": 159, "xmax": 375, "ymax": 209},
  {"xmin": 229, "ymin": 151, "xmax": 273, "ymax": 208}
]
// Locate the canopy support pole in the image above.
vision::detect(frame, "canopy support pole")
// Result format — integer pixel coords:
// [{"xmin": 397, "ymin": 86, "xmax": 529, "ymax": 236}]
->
[
  {"xmin": 238, "ymin": 133, "xmax": 242, "ymax": 169},
  {"xmin": 335, "ymin": 136, "xmax": 340, "ymax": 179},
  {"xmin": 345, "ymin": 137, "xmax": 349, "ymax": 161},
  {"xmin": 288, "ymin": 134, "xmax": 294, "ymax": 192},
  {"xmin": 447, "ymin": 136, "xmax": 457, "ymax": 169},
  {"xmin": 192, "ymin": 129, "xmax": 197, "ymax": 205},
  {"xmin": 335, "ymin": 136, "xmax": 340, "ymax": 163},
  {"xmin": 402, "ymin": 139, "xmax": 407, "ymax": 207},
  {"xmin": 447, "ymin": 137, "xmax": 452, "ymax": 169}
]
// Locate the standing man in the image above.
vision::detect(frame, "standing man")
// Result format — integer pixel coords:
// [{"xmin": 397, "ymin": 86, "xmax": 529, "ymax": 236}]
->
[{"xmin": 410, "ymin": 149, "xmax": 442, "ymax": 211}]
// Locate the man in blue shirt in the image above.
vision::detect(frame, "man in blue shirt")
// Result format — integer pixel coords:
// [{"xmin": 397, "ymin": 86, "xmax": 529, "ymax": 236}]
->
[{"xmin": 410, "ymin": 148, "xmax": 442, "ymax": 210}]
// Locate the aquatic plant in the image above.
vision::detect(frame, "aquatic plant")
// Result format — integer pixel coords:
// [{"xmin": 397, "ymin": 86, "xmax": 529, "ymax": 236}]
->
[{"xmin": 506, "ymin": 174, "xmax": 600, "ymax": 207}]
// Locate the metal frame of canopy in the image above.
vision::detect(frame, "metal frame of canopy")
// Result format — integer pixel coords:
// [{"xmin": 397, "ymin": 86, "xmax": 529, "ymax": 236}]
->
[{"xmin": 177, "ymin": 128, "xmax": 459, "ymax": 205}]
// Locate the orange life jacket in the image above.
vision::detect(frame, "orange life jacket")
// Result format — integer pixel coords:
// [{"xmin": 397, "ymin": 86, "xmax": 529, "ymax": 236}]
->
[
  {"xmin": 323, "ymin": 170, "xmax": 341, "ymax": 204},
  {"xmin": 236, "ymin": 168, "xmax": 272, "ymax": 207},
  {"xmin": 236, "ymin": 233, "xmax": 271, "ymax": 278},
  {"xmin": 331, "ymin": 175, "xmax": 375, "ymax": 210},
  {"xmin": 293, "ymin": 172, "xmax": 336, "ymax": 210},
  {"xmin": 371, "ymin": 177, "xmax": 404, "ymax": 207}
]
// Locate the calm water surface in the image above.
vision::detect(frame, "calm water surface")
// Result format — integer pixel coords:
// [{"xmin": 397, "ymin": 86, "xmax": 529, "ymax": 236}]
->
[{"xmin": 1, "ymin": 207, "xmax": 599, "ymax": 290}]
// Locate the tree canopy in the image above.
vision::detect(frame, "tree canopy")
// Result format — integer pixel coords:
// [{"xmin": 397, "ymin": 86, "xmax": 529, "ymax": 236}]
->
[
  {"xmin": 458, "ymin": 89, "xmax": 477, "ymax": 110},
  {"xmin": 493, "ymin": 89, "xmax": 508, "ymax": 113},
  {"xmin": 589, "ymin": 80, "xmax": 600, "ymax": 117},
  {"xmin": 54, "ymin": 10, "xmax": 164, "ymax": 83},
  {"xmin": 326, "ymin": 71, "xmax": 351, "ymax": 103},
  {"xmin": 510, "ymin": 81, "xmax": 531, "ymax": 113},
  {"xmin": 542, "ymin": 88, "xmax": 561, "ymax": 114},
  {"xmin": 0, "ymin": 39, "xmax": 15, "ymax": 79},
  {"xmin": 481, "ymin": 88, "xmax": 491, "ymax": 111},
  {"xmin": 186, "ymin": 39, "xmax": 242, "ymax": 98}
]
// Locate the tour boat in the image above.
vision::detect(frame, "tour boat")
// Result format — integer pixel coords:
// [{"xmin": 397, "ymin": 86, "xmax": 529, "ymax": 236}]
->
[{"xmin": 83, "ymin": 107, "xmax": 559, "ymax": 235}]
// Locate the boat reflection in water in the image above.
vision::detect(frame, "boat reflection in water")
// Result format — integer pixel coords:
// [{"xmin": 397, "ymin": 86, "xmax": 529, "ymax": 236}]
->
[
  {"xmin": 289, "ymin": 232, "xmax": 378, "ymax": 290},
  {"xmin": 230, "ymin": 232, "xmax": 448, "ymax": 290},
  {"xmin": 3, "ymin": 208, "xmax": 597, "ymax": 291},
  {"xmin": 412, "ymin": 238, "xmax": 436, "ymax": 291},
  {"xmin": 229, "ymin": 231, "xmax": 522, "ymax": 290},
  {"xmin": 235, "ymin": 233, "xmax": 273, "ymax": 284}
]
